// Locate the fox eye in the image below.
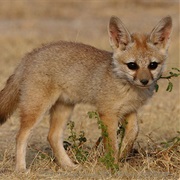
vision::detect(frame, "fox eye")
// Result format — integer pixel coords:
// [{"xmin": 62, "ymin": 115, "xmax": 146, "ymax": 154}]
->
[
  {"xmin": 127, "ymin": 62, "xmax": 139, "ymax": 70},
  {"xmin": 148, "ymin": 62, "xmax": 158, "ymax": 70}
]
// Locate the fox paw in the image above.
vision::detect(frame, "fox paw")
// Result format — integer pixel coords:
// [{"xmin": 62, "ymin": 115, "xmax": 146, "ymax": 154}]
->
[
  {"xmin": 14, "ymin": 168, "xmax": 30, "ymax": 174},
  {"xmin": 54, "ymin": 158, "xmax": 78, "ymax": 170}
]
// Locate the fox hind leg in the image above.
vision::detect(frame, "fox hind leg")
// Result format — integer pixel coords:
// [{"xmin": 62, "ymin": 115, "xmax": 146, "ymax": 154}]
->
[
  {"xmin": 15, "ymin": 90, "xmax": 60, "ymax": 172},
  {"xmin": 16, "ymin": 113, "xmax": 42, "ymax": 172},
  {"xmin": 48, "ymin": 102, "xmax": 76, "ymax": 169}
]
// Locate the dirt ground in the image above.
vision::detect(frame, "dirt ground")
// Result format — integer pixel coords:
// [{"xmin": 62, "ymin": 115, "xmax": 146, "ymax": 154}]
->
[{"xmin": 0, "ymin": 1, "xmax": 179, "ymax": 179}]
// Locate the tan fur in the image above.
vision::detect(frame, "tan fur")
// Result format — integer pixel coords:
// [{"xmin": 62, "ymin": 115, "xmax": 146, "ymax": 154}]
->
[
  {"xmin": 0, "ymin": 16, "xmax": 172, "ymax": 171},
  {"xmin": 132, "ymin": 34, "xmax": 148, "ymax": 49}
]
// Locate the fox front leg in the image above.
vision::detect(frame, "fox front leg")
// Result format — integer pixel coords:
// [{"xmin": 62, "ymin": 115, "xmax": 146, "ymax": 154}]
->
[
  {"xmin": 100, "ymin": 114, "xmax": 119, "ymax": 163},
  {"xmin": 119, "ymin": 112, "xmax": 139, "ymax": 160}
]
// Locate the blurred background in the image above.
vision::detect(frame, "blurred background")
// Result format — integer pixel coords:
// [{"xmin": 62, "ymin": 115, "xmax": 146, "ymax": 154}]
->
[
  {"xmin": 0, "ymin": 0, "xmax": 179, "ymax": 167},
  {"xmin": 0, "ymin": 0, "xmax": 179, "ymax": 75}
]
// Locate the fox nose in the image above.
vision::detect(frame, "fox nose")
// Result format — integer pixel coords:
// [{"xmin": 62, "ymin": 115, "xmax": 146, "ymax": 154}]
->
[{"xmin": 140, "ymin": 79, "xmax": 149, "ymax": 85}]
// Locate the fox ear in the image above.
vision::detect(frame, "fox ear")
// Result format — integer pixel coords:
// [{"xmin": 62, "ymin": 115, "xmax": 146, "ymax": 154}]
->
[
  {"xmin": 149, "ymin": 16, "xmax": 172, "ymax": 52},
  {"xmin": 108, "ymin": 16, "xmax": 132, "ymax": 51}
]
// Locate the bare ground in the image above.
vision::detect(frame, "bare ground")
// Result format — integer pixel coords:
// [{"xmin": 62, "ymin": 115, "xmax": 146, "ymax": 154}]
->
[{"xmin": 0, "ymin": 1, "xmax": 179, "ymax": 179}]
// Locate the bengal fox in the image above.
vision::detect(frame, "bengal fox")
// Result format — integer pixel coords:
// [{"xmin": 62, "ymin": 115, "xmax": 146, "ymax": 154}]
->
[{"xmin": 0, "ymin": 16, "xmax": 172, "ymax": 172}]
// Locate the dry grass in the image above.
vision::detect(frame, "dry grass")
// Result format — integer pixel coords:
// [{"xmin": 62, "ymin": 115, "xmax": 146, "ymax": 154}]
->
[{"xmin": 0, "ymin": 0, "xmax": 179, "ymax": 179}]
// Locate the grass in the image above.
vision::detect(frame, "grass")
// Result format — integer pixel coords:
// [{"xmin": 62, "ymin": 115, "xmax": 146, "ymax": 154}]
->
[
  {"xmin": 0, "ymin": 127, "xmax": 179, "ymax": 179},
  {"xmin": 0, "ymin": 0, "xmax": 179, "ymax": 179}
]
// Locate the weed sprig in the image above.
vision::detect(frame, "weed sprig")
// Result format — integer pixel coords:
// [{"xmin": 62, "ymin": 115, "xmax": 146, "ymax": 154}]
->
[
  {"xmin": 156, "ymin": 68, "xmax": 180, "ymax": 92},
  {"xmin": 66, "ymin": 121, "xmax": 88, "ymax": 163}
]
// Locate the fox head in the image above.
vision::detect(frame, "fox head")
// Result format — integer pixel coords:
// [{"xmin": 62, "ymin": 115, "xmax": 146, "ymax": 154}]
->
[{"xmin": 108, "ymin": 16, "xmax": 172, "ymax": 88}]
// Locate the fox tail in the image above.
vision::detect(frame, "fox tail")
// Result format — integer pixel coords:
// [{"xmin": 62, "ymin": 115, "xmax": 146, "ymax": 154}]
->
[{"xmin": 0, "ymin": 73, "xmax": 20, "ymax": 125}]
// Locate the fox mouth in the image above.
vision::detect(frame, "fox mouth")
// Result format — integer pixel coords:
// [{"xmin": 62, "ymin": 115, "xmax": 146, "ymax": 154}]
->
[
  {"xmin": 129, "ymin": 81, "xmax": 152, "ymax": 88},
  {"xmin": 136, "ymin": 85, "xmax": 151, "ymax": 89},
  {"xmin": 134, "ymin": 83, "xmax": 155, "ymax": 89}
]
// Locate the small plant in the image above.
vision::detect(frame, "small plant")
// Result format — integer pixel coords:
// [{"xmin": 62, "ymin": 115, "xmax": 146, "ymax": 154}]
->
[
  {"xmin": 66, "ymin": 121, "xmax": 88, "ymax": 163},
  {"xmin": 88, "ymin": 111, "xmax": 119, "ymax": 172},
  {"xmin": 156, "ymin": 68, "xmax": 180, "ymax": 92}
]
